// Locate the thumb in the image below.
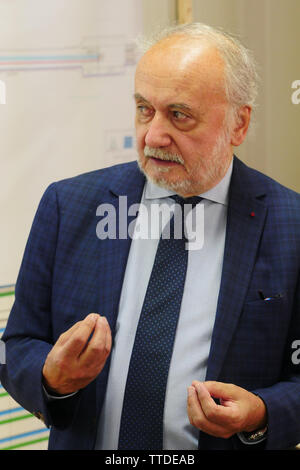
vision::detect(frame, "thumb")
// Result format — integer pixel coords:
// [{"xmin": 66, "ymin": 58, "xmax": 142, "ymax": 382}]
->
[{"xmin": 195, "ymin": 381, "xmax": 239, "ymax": 402}]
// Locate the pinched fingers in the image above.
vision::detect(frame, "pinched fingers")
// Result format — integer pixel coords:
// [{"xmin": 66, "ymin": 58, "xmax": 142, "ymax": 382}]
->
[
  {"xmin": 187, "ymin": 385, "xmax": 232, "ymax": 438},
  {"xmin": 56, "ymin": 313, "xmax": 99, "ymax": 353},
  {"xmin": 193, "ymin": 381, "xmax": 240, "ymax": 424},
  {"xmin": 187, "ymin": 382, "xmax": 241, "ymax": 438},
  {"xmin": 78, "ymin": 315, "xmax": 112, "ymax": 366},
  {"xmin": 42, "ymin": 313, "xmax": 112, "ymax": 395}
]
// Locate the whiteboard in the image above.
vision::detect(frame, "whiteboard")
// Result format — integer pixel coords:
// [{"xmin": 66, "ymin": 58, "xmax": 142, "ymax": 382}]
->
[{"xmin": 0, "ymin": 0, "xmax": 143, "ymax": 285}]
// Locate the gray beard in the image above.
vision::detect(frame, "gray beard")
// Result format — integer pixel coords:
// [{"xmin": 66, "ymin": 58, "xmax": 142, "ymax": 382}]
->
[{"xmin": 137, "ymin": 128, "xmax": 231, "ymax": 195}]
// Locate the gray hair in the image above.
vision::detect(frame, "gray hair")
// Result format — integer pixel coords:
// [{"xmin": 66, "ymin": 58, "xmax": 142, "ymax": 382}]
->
[{"xmin": 137, "ymin": 23, "xmax": 259, "ymax": 118}]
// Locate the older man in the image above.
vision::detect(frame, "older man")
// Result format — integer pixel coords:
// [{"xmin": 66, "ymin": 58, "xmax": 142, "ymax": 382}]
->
[{"xmin": 0, "ymin": 23, "xmax": 300, "ymax": 451}]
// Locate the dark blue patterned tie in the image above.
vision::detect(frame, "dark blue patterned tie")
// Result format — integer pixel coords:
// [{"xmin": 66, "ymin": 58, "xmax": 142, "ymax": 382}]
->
[{"xmin": 118, "ymin": 195, "xmax": 202, "ymax": 450}]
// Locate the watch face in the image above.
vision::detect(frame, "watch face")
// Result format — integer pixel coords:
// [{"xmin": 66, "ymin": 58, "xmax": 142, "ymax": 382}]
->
[{"xmin": 243, "ymin": 426, "xmax": 268, "ymax": 442}]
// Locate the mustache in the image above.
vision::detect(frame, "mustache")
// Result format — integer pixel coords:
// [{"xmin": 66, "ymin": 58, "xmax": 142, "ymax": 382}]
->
[{"xmin": 144, "ymin": 146, "xmax": 184, "ymax": 165}]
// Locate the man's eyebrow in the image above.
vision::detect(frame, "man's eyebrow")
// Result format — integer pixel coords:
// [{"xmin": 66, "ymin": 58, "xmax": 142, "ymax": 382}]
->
[
  {"xmin": 134, "ymin": 93, "xmax": 193, "ymax": 112},
  {"xmin": 168, "ymin": 103, "xmax": 193, "ymax": 112},
  {"xmin": 134, "ymin": 93, "xmax": 149, "ymax": 103}
]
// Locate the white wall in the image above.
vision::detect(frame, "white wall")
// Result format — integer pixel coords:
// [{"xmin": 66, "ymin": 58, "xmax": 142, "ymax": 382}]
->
[{"xmin": 142, "ymin": 0, "xmax": 176, "ymax": 35}]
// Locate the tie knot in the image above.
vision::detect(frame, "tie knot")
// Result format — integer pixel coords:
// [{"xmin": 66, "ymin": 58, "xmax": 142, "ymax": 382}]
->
[{"xmin": 170, "ymin": 195, "xmax": 202, "ymax": 209}]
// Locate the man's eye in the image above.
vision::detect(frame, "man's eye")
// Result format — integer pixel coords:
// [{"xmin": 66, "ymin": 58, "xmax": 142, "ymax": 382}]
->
[
  {"xmin": 137, "ymin": 105, "xmax": 152, "ymax": 116},
  {"xmin": 172, "ymin": 110, "xmax": 188, "ymax": 120}
]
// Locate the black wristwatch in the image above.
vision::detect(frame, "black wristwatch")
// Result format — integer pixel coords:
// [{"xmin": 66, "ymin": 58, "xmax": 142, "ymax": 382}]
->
[{"xmin": 238, "ymin": 425, "xmax": 268, "ymax": 444}]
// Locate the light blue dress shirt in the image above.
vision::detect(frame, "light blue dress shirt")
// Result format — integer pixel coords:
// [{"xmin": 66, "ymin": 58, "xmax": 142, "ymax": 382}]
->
[{"xmin": 95, "ymin": 160, "xmax": 233, "ymax": 450}]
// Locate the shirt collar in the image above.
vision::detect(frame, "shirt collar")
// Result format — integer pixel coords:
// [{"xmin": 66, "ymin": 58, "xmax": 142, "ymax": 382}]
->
[{"xmin": 144, "ymin": 158, "xmax": 233, "ymax": 206}]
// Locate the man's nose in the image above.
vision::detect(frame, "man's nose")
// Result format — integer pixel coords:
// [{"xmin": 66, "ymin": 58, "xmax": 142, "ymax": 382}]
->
[{"xmin": 144, "ymin": 114, "xmax": 172, "ymax": 148}]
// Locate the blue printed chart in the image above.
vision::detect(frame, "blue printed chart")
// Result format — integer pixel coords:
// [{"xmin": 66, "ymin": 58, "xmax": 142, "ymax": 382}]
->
[{"xmin": 0, "ymin": 0, "xmax": 143, "ymax": 450}]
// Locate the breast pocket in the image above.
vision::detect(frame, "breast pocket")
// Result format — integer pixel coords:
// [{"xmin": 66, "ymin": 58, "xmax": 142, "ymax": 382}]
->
[
  {"xmin": 235, "ymin": 294, "xmax": 292, "ymax": 366},
  {"xmin": 222, "ymin": 295, "xmax": 291, "ymax": 388},
  {"xmin": 243, "ymin": 294, "xmax": 286, "ymax": 313}
]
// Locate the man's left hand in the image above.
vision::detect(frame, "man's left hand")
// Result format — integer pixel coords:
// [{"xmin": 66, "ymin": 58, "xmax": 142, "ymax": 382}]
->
[{"xmin": 187, "ymin": 381, "xmax": 267, "ymax": 439}]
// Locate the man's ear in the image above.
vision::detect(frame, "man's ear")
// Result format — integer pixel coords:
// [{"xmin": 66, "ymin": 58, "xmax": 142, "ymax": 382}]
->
[{"xmin": 230, "ymin": 105, "xmax": 252, "ymax": 146}]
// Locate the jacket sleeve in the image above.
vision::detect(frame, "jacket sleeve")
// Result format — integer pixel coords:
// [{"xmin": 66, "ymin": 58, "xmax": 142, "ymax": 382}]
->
[{"xmin": 0, "ymin": 183, "xmax": 81, "ymax": 428}]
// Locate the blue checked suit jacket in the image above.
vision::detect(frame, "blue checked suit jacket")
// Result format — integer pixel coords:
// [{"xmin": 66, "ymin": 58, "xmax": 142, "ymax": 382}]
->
[{"xmin": 0, "ymin": 156, "xmax": 300, "ymax": 450}]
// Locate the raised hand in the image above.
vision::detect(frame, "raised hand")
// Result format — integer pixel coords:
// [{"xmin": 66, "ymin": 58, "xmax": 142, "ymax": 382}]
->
[{"xmin": 42, "ymin": 313, "xmax": 112, "ymax": 395}]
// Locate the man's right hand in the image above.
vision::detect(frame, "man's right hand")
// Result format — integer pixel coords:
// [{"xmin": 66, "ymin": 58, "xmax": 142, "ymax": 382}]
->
[{"xmin": 42, "ymin": 313, "xmax": 112, "ymax": 395}]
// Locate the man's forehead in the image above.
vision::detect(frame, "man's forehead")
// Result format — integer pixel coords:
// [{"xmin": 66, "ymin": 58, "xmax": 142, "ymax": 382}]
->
[
  {"xmin": 135, "ymin": 36, "xmax": 226, "ymax": 93},
  {"xmin": 137, "ymin": 35, "xmax": 224, "ymax": 70},
  {"xmin": 134, "ymin": 43, "xmax": 227, "ymax": 107}
]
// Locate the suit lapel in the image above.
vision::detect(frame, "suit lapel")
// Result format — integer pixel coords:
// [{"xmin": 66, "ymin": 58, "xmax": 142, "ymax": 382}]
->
[{"xmin": 205, "ymin": 158, "xmax": 268, "ymax": 381}]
